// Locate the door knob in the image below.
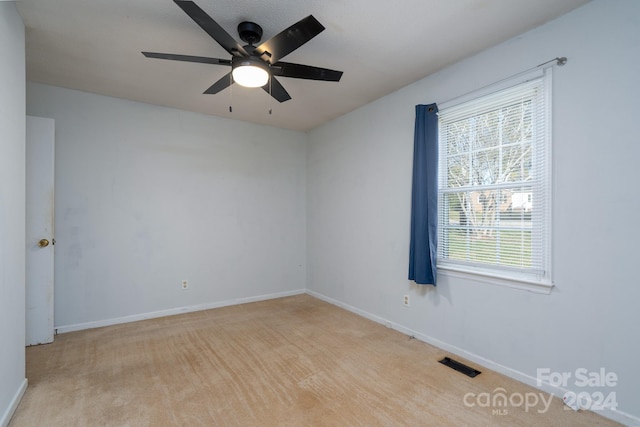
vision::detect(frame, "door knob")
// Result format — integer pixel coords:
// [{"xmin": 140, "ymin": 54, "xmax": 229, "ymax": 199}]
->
[{"xmin": 38, "ymin": 239, "xmax": 50, "ymax": 248}]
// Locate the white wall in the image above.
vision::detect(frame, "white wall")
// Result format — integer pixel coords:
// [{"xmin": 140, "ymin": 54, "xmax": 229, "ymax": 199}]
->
[
  {"xmin": 307, "ymin": 0, "xmax": 640, "ymax": 422},
  {"xmin": 0, "ymin": 3, "xmax": 27, "ymax": 426},
  {"xmin": 26, "ymin": 84, "xmax": 307, "ymax": 329}
]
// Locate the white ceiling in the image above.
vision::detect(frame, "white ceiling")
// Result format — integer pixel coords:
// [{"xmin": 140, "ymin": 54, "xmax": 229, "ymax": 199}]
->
[{"xmin": 17, "ymin": 0, "xmax": 589, "ymax": 131}]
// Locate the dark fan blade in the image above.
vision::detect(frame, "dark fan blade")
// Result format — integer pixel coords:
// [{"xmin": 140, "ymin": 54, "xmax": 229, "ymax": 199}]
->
[
  {"xmin": 253, "ymin": 15, "xmax": 324, "ymax": 64},
  {"xmin": 174, "ymin": 0, "xmax": 247, "ymax": 57},
  {"xmin": 204, "ymin": 72, "xmax": 233, "ymax": 94},
  {"xmin": 262, "ymin": 77, "xmax": 291, "ymax": 103},
  {"xmin": 272, "ymin": 61, "xmax": 342, "ymax": 81},
  {"xmin": 142, "ymin": 52, "xmax": 231, "ymax": 66}
]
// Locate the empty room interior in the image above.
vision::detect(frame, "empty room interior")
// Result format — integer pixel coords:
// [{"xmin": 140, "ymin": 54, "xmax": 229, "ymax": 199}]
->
[{"xmin": 1, "ymin": 0, "xmax": 639, "ymax": 425}]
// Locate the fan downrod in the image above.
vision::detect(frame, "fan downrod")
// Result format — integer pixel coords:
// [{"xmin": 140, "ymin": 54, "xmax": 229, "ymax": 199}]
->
[{"xmin": 237, "ymin": 21, "xmax": 263, "ymax": 46}]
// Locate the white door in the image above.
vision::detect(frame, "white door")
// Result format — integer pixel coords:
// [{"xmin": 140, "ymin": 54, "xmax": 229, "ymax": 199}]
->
[{"xmin": 26, "ymin": 116, "xmax": 55, "ymax": 346}]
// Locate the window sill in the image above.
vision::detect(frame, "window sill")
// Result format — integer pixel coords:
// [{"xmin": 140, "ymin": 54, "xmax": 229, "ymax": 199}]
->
[{"xmin": 437, "ymin": 264, "xmax": 554, "ymax": 294}]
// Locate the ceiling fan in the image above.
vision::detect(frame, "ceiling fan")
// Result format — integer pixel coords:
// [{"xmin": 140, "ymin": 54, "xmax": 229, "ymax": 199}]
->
[{"xmin": 142, "ymin": 0, "xmax": 343, "ymax": 103}]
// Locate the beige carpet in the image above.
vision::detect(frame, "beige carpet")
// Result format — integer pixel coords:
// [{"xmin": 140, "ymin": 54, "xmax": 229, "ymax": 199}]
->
[{"xmin": 11, "ymin": 295, "xmax": 619, "ymax": 426}]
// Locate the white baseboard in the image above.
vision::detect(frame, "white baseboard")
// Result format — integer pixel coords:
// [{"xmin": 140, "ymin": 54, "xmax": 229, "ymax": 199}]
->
[
  {"xmin": 0, "ymin": 378, "xmax": 27, "ymax": 427},
  {"xmin": 55, "ymin": 289, "xmax": 306, "ymax": 334},
  {"xmin": 305, "ymin": 290, "xmax": 640, "ymax": 426}
]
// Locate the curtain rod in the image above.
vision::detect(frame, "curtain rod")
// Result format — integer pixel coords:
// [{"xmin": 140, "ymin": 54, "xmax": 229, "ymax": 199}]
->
[
  {"xmin": 437, "ymin": 56, "xmax": 567, "ymax": 108},
  {"xmin": 536, "ymin": 56, "xmax": 567, "ymax": 68}
]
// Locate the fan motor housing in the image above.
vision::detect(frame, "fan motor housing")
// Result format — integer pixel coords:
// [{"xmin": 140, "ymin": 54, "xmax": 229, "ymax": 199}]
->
[{"xmin": 231, "ymin": 55, "xmax": 269, "ymax": 71}]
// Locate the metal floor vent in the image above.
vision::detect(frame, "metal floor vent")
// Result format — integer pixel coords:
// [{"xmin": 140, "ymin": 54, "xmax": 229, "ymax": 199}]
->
[{"xmin": 439, "ymin": 356, "xmax": 481, "ymax": 378}]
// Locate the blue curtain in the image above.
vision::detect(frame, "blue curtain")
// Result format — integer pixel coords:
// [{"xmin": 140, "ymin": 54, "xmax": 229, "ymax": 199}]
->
[{"xmin": 409, "ymin": 103, "xmax": 438, "ymax": 285}]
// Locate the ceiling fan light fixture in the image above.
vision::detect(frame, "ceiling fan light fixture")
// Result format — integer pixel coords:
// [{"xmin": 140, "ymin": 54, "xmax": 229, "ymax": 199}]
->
[
  {"xmin": 232, "ymin": 57, "xmax": 269, "ymax": 88},
  {"xmin": 142, "ymin": 3, "xmax": 342, "ymax": 103}
]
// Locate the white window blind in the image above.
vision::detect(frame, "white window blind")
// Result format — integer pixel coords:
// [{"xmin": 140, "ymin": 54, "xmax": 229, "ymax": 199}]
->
[{"xmin": 437, "ymin": 71, "xmax": 551, "ymax": 286}]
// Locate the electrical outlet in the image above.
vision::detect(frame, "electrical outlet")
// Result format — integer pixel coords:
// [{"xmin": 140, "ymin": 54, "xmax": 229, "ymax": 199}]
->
[
  {"xmin": 181, "ymin": 280, "xmax": 188, "ymax": 290},
  {"xmin": 403, "ymin": 294, "xmax": 410, "ymax": 307}
]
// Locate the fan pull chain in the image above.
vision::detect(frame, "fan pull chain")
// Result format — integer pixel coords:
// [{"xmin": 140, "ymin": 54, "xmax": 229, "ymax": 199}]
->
[
  {"xmin": 269, "ymin": 76, "xmax": 273, "ymax": 115},
  {"xmin": 229, "ymin": 73, "xmax": 233, "ymax": 113}
]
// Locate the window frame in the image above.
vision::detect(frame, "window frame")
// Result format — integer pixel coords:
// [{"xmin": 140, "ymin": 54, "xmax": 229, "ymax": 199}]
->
[{"xmin": 436, "ymin": 68, "xmax": 553, "ymax": 294}]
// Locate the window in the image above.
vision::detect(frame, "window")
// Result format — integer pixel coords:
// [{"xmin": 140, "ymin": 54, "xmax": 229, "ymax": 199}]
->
[{"xmin": 437, "ymin": 70, "xmax": 551, "ymax": 289}]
